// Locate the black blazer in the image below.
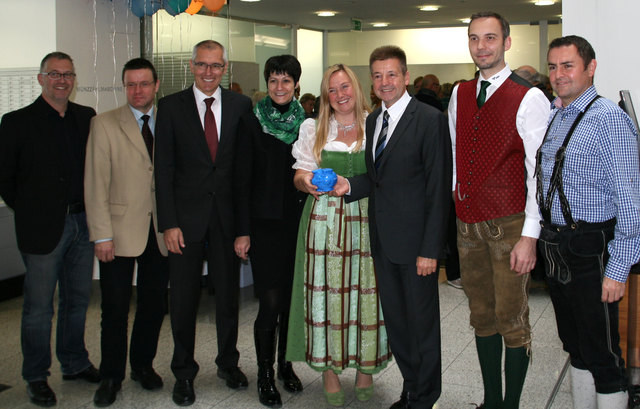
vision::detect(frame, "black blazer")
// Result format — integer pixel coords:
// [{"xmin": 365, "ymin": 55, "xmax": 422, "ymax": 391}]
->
[
  {"xmin": 0, "ymin": 96, "xmax": 96, "ymax": 254},
  {"xmin": 348, "ymin": 97, "xmax": 452, "ymax": 264},
  {"xmin": 154, "ymin": 86, "xmax": 252, "ymax": 241},
  {"xmin": 235, "ymin": 111, "xmax": 305, "ymax": 231}
]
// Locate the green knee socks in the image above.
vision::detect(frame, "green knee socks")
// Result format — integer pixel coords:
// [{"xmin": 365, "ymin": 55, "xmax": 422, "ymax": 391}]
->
[
  {"xmin": 476, "ymin": 334, "xmax": 503, "ymax": 409},
  {"xmin": 503, "ymin": 346, "xmax": 529, "ymax": 409}
]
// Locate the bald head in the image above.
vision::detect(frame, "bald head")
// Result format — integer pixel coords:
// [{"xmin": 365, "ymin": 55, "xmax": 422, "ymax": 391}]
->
[
  {"xmin": 422, "ymin": 74, "xmax": 440, "ymax": 92},
  {"xmin": 514, "ymin": 65, "xmax": 539, "ymax": 84}
]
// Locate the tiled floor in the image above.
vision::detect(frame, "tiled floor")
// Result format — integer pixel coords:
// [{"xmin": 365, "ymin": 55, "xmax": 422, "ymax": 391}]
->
[{"xmin": 0, "ymin": 273, "xmax": 572, "ymax": 408}]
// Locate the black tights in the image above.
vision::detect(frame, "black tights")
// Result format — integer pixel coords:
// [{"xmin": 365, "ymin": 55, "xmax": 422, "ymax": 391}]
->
[{"xmin": 254, "ymin": 287, "xmax": 293, "ymax": 361}]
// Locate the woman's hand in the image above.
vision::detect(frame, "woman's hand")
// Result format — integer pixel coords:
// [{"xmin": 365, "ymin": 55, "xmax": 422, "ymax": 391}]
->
[{"xmin": 294, "ymin": 169, "xmax": 322, "ymax": 199}]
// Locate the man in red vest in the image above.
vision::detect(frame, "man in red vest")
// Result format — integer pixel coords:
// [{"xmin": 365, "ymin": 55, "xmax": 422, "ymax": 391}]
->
[{"xmin": 448, "ymin": 12, "xmax": 550, "ymax": 409}]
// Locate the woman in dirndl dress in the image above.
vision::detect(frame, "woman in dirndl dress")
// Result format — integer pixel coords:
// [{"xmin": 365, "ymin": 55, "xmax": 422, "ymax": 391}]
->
[{"xmin": 286, "ymin": 64, "xmax": 391, "ymax": 406}]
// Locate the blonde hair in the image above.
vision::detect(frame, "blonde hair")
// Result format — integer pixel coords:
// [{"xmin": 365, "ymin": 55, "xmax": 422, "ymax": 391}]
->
[{"xmin": 313, "ymin": 64, "xmax": 371, "ymax": 165}]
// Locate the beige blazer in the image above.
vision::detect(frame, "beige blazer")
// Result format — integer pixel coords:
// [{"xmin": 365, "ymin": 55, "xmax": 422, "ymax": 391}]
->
[{"xmin": 85, "ymin": 105, "xmax": 168, "ymax": 257}]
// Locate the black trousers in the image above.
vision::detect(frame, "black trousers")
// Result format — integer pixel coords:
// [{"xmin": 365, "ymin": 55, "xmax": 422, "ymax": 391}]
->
[
  {"xmin": 539, "ymin": 219, "xmax": 627, "ymax": 394},
  {"xmin": 168, "ymin": 214, "xmax": 239, "ymax": 380},
  {"xmin": 98, "ymin": 225, "xmax": 169, "ymax": 381},
  {"xmin": 373, "ymin": 237, "xmax": 442, "ymax": 408}
]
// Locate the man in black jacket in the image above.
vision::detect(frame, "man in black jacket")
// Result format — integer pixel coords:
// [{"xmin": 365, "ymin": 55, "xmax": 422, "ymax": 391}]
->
[{"xmin": 0, "ymin": 52, "xmax": 100, "ymax": 407}]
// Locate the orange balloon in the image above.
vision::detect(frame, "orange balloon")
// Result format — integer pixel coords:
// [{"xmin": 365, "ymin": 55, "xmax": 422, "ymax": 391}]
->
[
  {"xmin": 185, "ymin": 0, "xmax": 203, "ymax": 15},
  {"xmin": 203, "ymin": 0, "xmax": 225, "ymax": 12}
]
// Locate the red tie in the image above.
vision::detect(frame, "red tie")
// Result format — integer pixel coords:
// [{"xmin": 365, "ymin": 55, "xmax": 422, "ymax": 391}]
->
[{"xmin": 204, "ymin": 97, "xmax": 218, "ymax": 162}]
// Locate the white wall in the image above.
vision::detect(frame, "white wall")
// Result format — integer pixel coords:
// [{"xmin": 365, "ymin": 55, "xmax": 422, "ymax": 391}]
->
[
  {"xmin": 563, "ymin": 0, "xmax": 640, "ymax": 107},
  {"xmin": 0, "ymin": 1, "xmax": 56, "ymax": 69},
  {"xmin": 57, "ymin": 0, "xmax": 139, "ymax": 113},
  {"xmin": 328, "ymin": 23, "xmax": 562, "ymax": 86},
  {"xmin": 297, "ymin": 28, "xmax": 323, "ymax": 97}
]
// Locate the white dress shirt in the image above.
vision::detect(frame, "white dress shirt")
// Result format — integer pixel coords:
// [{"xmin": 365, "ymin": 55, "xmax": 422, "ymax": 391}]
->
[
  {"xmin": 370, "ymin": 91, "xmax": 413, "ymax": 160},
  {"xmin": 193, "ymin": 84, "xmax": 222, "ymax": 139},
  {"xmin": 447, "ymin": 64, "xmax": 550, "ymax": 238}
]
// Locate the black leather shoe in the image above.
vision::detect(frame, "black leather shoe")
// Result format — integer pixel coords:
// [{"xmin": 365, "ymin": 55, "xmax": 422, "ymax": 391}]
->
[
  {"xmin": 63, "ymin": 365, "xmax": 101, "ymax": 383},
  {"xmin": 131, "ymin": 367, "xmax": 163, "ymax": 390},
  {"xmin": 217, "ymin": 366, "xmax": 248, "ymax": 389},
  {"xmin": 172, "ymin": 379, "xmax": 195, "ymax": 406},
  {"xmin": 277, "ymin": 361, "xmax": 303, "ymax": 393},
  {"xmin": 27, "ymin": 381, "xmax": 56, "ymax": 407},
  {"xmin": 390, "ymin": 391, "xmax": 409, "ymax": 409},
  {"xmin": 93, "ymin": 379, "xmax": 121, "ymax": 407}
]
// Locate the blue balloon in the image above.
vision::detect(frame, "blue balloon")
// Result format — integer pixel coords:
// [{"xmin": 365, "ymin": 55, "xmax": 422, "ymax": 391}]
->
[{"xmin": 130, "ymin": 0, "xmax": 163, "ymax": 17}]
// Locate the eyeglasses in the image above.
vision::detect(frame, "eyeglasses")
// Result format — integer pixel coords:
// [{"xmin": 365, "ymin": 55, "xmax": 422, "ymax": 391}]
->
[
  {"xmin": 125, "ymin": 81, "xmax": 156, "ymax": 89},
  {"xmin": 193, "ymin": 61, "xmax": 225, "ymax": 72},
  {"xmin": 41, "ymin": 71, "xmax": 76, "ymax": 80}
]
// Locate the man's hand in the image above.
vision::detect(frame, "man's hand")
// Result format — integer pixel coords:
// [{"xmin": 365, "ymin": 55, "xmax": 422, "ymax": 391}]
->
[
  {"xmin": 510, "ymin": 236, "xmax": 537, "ymax": 276},
  {"xmin": 234, "ymin": 235, "xmax": 250, "ymax": 260},
  {"xmin": 602, "ymin": 277, "xmax": 626, "ymax": 303},
  {"xmin": 329, "ymin": 175, "xmax": 350, "ymax": 197},
  {"xmin": 417, "ymin": 257, "xmax": 438, "ymax": 276},
  {"xmin": 95, "ymin": 241, "xmax": 115, "ymax": 262},
  {"xmin": 164, "ymin": 227, "xmax": 185, "ymax": 255}
]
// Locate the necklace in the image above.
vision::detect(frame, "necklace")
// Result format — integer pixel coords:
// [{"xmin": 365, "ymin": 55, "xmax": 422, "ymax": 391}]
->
[{"xmin": 337, "ymin": 121, "xmax": 356, "ymax": 137}]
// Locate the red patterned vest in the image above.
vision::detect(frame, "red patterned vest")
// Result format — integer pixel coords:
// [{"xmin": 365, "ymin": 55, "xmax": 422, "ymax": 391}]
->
[{"xmin": 455, "ymin": 75, "xmax": 530, "ymax": 223}]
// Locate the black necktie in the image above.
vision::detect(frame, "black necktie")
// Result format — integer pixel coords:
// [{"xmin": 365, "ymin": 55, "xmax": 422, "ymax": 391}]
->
[
  {"xmin": 477, "ymin": 80, "xmax": 491, "ymax": 108},
  {"xmin": 141, "ymin": 114, "xmax": 153, "ymax": 160},
  {"xmin": 374, "ymin": 111, "xmax": 389, "ymax": 170}
]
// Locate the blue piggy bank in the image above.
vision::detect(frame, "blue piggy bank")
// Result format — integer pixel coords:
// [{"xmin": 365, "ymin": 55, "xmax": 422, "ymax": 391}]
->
[{"xmin": 311, "ymin": 168, "xmax": 338, "ymax": 192}]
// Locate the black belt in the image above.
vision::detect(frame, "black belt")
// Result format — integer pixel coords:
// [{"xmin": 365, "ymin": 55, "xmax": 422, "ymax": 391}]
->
[
  {"xmin": 540, "ymin": 218, "xmax": 616, "ymax": 233},
  {"xmin": 67, "ymin": 202, "xmax": 85, "ymax": 214}
]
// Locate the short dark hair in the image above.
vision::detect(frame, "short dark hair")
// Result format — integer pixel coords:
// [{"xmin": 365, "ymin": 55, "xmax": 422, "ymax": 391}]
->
[
  {"xmin": 548, "ymin": 35, "xmax": 596, "ymax": 69},
  {"xmin": 369, "ymin": 45, "xmax": 407, "ymax": 74},
  {"xmin": 122, "ymin": 58, "xmax": 157, "ymax": 83},
  {"xmin": 40, "ymin": 52, "xmax": 73, "ymax": 72},
  {"xmin": 470, "ymin": 11, "xmax": 510, "ymax": 39},
  {"xmin": 263, "ymin": 55, "xmax": 302, "ymax": 84}
]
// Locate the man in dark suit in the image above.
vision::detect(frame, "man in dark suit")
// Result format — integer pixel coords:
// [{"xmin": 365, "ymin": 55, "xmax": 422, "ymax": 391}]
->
[
  {"xmin": 0, "ymin": 51, "xmax": 100, "ymax": 407},
  {"xmin": 85, "ymin": 58, "xmax": 169, "ymax": 407},
  {"xmin": 154, "ymin": 40, "xmax": 253, "ymax": 406},
  {"xmin": 334, "ymin": 45, "xmax": 452, "ymax": 409}
]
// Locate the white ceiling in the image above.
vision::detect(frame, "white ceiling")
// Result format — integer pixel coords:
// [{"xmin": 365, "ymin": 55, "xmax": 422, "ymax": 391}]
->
[{"xmin": 218, "ymin": 0, "xmax": 562, "ymax": 31}]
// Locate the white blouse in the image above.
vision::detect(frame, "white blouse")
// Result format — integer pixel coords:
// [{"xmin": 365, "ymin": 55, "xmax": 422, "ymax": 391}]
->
[{"xmin": 292, "ymin": 115, "xmax": 367, "ymax": 171}]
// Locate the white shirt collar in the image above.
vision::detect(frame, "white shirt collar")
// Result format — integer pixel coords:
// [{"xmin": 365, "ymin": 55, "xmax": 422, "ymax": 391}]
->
[
  {"xmin": 382, "ymin": 90, "xmax": 412, "ymax": 122},
  {"xmin": 477, "ymin": 63, "xmax": 511, "ymax": 97},
  {"xmin": 192, "ymin": 84, "xmax": 222, "ymax": 104}
]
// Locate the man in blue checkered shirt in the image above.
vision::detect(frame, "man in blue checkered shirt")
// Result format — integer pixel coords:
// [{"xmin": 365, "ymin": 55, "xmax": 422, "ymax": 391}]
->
[{"xmin": 537, "ymin": 35, "xmax": 640, "ymax": 409}]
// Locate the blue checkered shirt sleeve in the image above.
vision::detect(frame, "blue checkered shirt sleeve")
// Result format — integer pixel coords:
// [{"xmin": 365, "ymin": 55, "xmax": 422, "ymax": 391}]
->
[{"xmin": 539, "ymin": 86, "xmax": 640, "ymax": 282}]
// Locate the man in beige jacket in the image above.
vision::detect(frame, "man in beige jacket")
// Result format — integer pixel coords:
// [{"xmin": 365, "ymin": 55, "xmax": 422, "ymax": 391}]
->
[{"xmin": 85, "ymin": 58, "xmax": 168, "ymax": 407}]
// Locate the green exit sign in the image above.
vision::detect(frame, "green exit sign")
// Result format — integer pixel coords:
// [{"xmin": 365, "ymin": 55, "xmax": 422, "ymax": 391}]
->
[{"xmin": 351, "ymin": 18, "xmax": 362, "ymax": 32}]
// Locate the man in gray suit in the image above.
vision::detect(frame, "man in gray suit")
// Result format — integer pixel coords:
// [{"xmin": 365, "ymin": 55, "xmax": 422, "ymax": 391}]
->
[{"xmin": 334, "ymin": 45, "xmax": 451, "ymax": 409}]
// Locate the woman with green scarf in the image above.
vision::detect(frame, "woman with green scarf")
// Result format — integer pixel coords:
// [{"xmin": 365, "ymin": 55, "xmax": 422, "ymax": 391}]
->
[{"xmin": 235, "ymin": 55, "xmax": 306, "ymax": 408}]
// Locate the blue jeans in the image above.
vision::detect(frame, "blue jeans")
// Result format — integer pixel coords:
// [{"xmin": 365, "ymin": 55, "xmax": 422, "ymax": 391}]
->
[{"xmin": 21, "ymin": 213, "xmax": 94, "ymax": 382}]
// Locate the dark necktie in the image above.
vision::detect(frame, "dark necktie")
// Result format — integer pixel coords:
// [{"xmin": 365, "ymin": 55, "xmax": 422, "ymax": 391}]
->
[
  {"xmin": 477, "ymin": 80, "xmax": 491, "ymax": 108},
  {"xmin": 140, "ymin": 114, "xmax": 153, "ymax": 160},
  {"xmin": 204, "ymin": 97, "xmax": 218, "ymax": 162},
  {"xmin": 374, "ymin": 110, "xmax": 390, "ymax": 170}
]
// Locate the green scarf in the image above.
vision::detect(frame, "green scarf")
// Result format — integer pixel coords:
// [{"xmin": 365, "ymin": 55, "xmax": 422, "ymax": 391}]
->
[{"xmin": 254, "ymin": 96, "xmax": 305, "ymax": 144}]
